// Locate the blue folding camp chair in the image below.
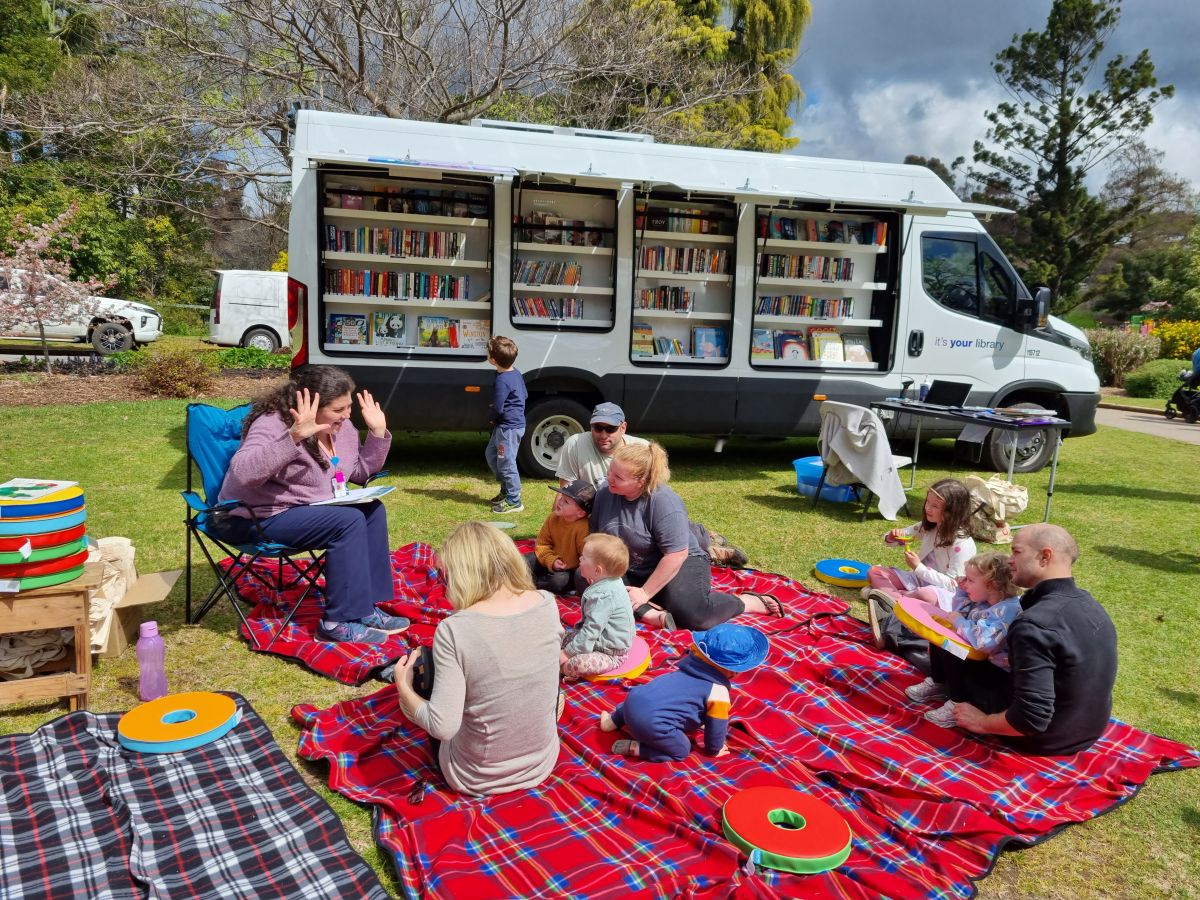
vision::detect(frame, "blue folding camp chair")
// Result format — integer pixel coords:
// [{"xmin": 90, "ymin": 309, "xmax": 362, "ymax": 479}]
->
[{"xmin": 182, "ymin": 403, "xmax": 329, "ymax": 650}]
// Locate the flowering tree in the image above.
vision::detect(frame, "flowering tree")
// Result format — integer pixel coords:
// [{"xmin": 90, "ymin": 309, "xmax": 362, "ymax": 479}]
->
[{"xmin": 0, "ymin": 206, "xmax": 110, "ymax": 373}]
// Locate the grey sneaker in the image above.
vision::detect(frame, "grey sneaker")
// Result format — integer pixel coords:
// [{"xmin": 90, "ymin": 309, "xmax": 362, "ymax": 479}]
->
[
  {"xmin": 924, "ymin": 699, "xmax": 958, "ymax": 728},
  {"xmin": 905, "ymin": 677, "xmax": 949, "ymax": 704},
  {"xmin": 866, "ymin": 593, "xmax": 891, "ymax": 649},
  {"xmin": 489, "ymin": 490, "xmax": 505, "ymax": 503},
  {"xmin": 360, "ymin": 609, "xmax": 411, "ymax": 634},
  {"xmin": 316, "ymin": 619, "xmax": 390, "ymax": 644},
  {"xmin": 491, "ymin": 499, "xmax": 524, "ymax": 514}
]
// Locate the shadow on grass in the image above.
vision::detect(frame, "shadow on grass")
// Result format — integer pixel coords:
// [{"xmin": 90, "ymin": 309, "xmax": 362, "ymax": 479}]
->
[
  {"xmin": 1181, "ymin": 807, "xmax": 1200, "ymax": 835},
  {"xmin": 1093, "ymin": 545, "xmax": 1200, "ymax": 574},
  {"xmin": 1158, "ymin": 687, "xmax": 1200, "ymax": 711},
  {"xmin": 406, "ymin": 487, "xmax": 488, "ymax": 506},
  {"xmin": 1056, "ymin": 483, "xmax": 1199, "ymax": 504}
]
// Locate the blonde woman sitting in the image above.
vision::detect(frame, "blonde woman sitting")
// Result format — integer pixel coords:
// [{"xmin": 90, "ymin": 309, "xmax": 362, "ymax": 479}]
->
[{"xmin": 394, "ymin": 521, "xmax": 563, "ymax": 796}]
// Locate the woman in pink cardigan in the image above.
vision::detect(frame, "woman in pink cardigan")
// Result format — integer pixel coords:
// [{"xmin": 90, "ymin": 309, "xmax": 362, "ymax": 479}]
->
[{"xmin": 218, "ymin": 365, "xmax": 409, "ymax": 643}]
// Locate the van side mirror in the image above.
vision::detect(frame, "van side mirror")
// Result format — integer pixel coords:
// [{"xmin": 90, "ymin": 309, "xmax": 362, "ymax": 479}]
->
[{"xmin": 1016, "ymin": 287, "xmax": 1050, "ymax": 332}]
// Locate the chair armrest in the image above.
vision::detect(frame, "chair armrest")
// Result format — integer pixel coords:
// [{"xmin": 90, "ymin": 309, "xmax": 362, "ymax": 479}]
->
[
  {"xmin": 365, "ymin": 470, "xmax": 390, "ymax": 486},
  {"xmin": 182, "ymin": 492, "xmax": 241, "ymax": 515}
]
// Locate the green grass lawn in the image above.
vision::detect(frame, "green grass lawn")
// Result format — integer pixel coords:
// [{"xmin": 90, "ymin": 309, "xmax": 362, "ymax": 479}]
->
[
  {"xmin": 1, "ymin": 399, "xmax": 1197, "ymax": 899},
  {"xmin": 1105, "ymin": 393, "xmax": 1171, "ymax": 411}
]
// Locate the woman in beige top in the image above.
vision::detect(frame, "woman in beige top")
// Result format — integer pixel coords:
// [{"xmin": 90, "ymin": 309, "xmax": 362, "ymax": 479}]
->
[{"xmin": 394, "ymin": 521, "xmax": 564, "ymax": 796}]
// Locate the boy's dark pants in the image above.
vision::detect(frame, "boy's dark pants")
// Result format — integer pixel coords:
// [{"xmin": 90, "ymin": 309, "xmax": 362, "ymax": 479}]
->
[{"xmin": 522, "ymin": 551, "xmax": 575, "ymax": 595}]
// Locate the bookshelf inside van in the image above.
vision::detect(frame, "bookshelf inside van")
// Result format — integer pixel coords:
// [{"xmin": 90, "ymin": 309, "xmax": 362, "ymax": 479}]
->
[{"xmin": 318, "ymin": 169, "xmax": 494, "ymax": 356}]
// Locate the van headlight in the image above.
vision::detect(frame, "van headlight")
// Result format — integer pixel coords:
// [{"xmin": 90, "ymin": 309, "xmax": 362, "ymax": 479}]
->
[{"xmin": 1066, "ymin": 336, "xmax": 1092, "ymax": 361}]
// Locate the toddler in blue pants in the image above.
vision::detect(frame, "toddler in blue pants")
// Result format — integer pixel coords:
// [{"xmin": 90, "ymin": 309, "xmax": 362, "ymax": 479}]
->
[{"xmin": 599, "ymin": 623, "xmax": 768, "ymax": 760}]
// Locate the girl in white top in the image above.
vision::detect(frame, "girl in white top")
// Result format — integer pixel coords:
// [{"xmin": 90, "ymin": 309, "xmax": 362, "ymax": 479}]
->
[{"xmin": 865, "ymin": 479, "xmax": 976, "ymax": 610}]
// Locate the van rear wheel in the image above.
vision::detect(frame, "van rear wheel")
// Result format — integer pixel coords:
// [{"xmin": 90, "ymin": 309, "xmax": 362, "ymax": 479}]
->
[
  {"xmin": 242, "ymin": 328, "xmax": 280, "ymax": 353},
  {"xmin": 985, "ymin": 402, "xmax": 1055, "ymax": 473},
  {"xmin": 518, "ymin": 398, "xmax": 589, "ymax": 479}
]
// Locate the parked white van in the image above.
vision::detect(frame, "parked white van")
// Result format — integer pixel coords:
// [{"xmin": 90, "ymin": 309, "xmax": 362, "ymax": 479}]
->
[
  {"xmin": 0, "ymin": 270, "xmax": 162, "ymax": 353},
  {"xmin": 208, "ymin": 270, "xmax": 289, "ymax": 353},
  {"xmin": 287, "ymin": 111, "xmax": 1099, "ymax": 478}
]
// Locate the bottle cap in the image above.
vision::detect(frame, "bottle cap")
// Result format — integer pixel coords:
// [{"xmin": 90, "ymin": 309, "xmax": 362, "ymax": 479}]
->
[{"xmin": 140, "ymin": 621, "xmax": 160, "ymax": 638}]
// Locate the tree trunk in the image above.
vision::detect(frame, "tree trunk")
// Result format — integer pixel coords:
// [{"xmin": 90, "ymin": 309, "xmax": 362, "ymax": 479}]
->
[{"xmin": 38, "ymin": 322, "xmax": 52, "ymax": 375}]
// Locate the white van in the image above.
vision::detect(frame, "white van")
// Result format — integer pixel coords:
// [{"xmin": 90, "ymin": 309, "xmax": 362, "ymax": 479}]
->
[
  {"xmin": 208, "ymin": 270, "xmax": 289, "ymax": 353},
  {"xmin": 287, "ymin": 112, "xmax": 1099, "ymax": 478},
  {"xmin": 0, "ymin": 270, "xmax": 162, "ymax": 353}
]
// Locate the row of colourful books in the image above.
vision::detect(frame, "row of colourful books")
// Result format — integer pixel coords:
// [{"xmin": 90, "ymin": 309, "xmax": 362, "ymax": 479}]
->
[
  {"xmin": 756, "ymin": 214, "xmax": 887, "ymax": 246},
  {"xmin": 635, "ymin": 206, "xmax": 729, "ymax": 235},
  {"xmin": 510, "ymin": 297, "xmax": 587, "ymax": 319},
  {"xmin": 325, "ymin": 186, "xmax": 488, "ymax": 218},
  {"xmin": 325, "ymin": 313, "xmax": 491, "ymax": 349},
  {"xmin": 512, "ymin": 258, "xmax": 583, "ymax": 286},
  {"xmin": 754, "ymin": 295, "xmax": 855, "ymax": 318},
  {"xmin": 759, "ymin": 253, "xmax": 855, "ymax": 281},
  {"xmin": 517, "ymin": 211, "xmax": 609, "ymax": 247},
  {"xmin": 639, "ymin": 245, "xmax": 729, "ymax": 275},
  {"xmin": 634, "ymin": 286, "xmax": 695, "ymax": 312},
  {"xmin": 324, "ymin": 225, "xmax": 467, "ymax": 259},
  {"xmin": 750, "ymin": 326, "xmax": 872, "ymax": 363},
  {"xmin": 632, "ymin": 322, "xmax": 728, "ymax": 359},
  {"xmin": 324, "ymin": 268, "xmax": 471, "ymax": 300}
]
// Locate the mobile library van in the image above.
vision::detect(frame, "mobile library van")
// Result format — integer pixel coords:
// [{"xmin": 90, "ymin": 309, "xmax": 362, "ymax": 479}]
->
[{"xmin": 287, "ymin": 111, "xmax": 1099, "ymax": 478}]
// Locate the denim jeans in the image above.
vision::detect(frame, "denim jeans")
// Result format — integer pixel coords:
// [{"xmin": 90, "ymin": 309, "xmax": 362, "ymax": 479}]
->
[{"xmin": 485, "ymin": 426, "xmax": 524, "ymax": 503}]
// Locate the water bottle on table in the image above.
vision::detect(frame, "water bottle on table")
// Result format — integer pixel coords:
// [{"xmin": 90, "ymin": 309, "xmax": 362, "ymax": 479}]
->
[
  {"xmin": 136, "ymin": 621, "xmax": 168, "ymax": 701},
  {"xmin": 919, "ymin": 376, "xmax": 932, "ymax": 402}
]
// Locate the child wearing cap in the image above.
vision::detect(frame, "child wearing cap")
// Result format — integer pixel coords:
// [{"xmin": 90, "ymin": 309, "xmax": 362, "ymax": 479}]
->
[
  {"xmin": 599, "ymin": 623, "xmax": 768, "ymax": 760},
  {"xmin": 560, "ymin": 533, "xmax": 636, "ymax": 678},
  {"xmin": 522, "ymin": 480, "xmax": 594, "ymax": 594}
]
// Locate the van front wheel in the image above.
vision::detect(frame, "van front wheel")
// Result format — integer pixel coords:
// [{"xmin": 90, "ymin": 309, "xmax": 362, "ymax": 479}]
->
[
  {"xmin": 985, "ymin": 402, "xmax": 1055, "ymax": 473},
  {"xmin": 91, "ymin": 322, "xmax": 133, "ymax": 354},
  {"xmin": 242, "ymin": 328, "xmax": 280, "ymax": 353},
  {"xmin": 518, "ymin": 398, "xmax": 589, "ymax": 479}
]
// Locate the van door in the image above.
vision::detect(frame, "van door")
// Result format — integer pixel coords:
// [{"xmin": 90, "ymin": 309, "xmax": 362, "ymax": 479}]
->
[
  {"xmin": 229, "ymin": 274, "xmax": 288, "ymax": 348},
  {"xmin": 901, "ymin": 225, "xmax": 1025, "ymax": 401}
]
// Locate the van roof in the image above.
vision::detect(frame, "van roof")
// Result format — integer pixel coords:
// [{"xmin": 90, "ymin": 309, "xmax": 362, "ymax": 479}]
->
[
  {"xmin": 214, "ymin": 270, "xmax": 287, "ymax": 277},
  {"xmin": 293, "ymin": 110, "xmax": 1006, "ymax": 217}
]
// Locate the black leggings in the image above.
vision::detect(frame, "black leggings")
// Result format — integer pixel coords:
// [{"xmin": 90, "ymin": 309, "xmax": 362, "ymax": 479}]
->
[
  {"xmin": 629, "ymin": 553, "xmax": 744, "ymax": 631},
  {"xmin": 930, "ymin": 645, "xmax": 1013, "ymax": 714}
]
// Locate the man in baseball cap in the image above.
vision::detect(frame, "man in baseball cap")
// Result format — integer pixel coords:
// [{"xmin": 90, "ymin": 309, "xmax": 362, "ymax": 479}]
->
[{"xmin": 555, "ymin": 402, "xmax": 648, "ymax": 488}]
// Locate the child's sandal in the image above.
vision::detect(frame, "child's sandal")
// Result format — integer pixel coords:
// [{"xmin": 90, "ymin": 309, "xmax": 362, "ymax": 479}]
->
[
  {"xmin": 612, "ymin": 739, "xmax": 639, "ymax": 757},
  {"xmin": 633, "ymin": 602, "xmax": 677, "ymax": 630}
]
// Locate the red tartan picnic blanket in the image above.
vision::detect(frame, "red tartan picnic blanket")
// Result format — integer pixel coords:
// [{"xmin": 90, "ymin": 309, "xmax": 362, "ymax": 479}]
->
[
  {"xmin": 227, "ymin": 541, "xmax": 834, "ymax": 684},
  {"xmin": 288, "ymin": 548, "xmax": 1200, "ymax": 899}
]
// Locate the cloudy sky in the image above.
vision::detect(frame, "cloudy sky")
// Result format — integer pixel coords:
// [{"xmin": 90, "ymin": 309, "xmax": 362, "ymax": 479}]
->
[{"xmin": 789, "ymin": 0, "xmax": 1200, "ymax": 190}]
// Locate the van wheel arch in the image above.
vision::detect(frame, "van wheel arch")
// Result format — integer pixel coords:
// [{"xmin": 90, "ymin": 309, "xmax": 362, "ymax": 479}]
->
[
  {"xmin": 985, "ymin": 388, "xmax": 1065, "ymax": 474},
  {"xmin": 242, "ymin": 327, "xmax": 282, "ymax": 353},
  {"xmin": 518, "ymin": 394, "xmax": 597, "ymax": 479}
]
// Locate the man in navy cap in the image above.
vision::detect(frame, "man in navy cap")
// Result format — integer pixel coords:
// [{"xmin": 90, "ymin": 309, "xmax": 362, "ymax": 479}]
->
[{"xmin": 555, "ymin": 402, "xmax": 648, "ymax": 489}]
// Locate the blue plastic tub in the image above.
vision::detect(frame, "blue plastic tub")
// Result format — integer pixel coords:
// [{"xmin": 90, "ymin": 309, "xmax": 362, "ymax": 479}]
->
[{"xmin": 792, "ymin": 456, "xmax": 857, "ymax": 503}]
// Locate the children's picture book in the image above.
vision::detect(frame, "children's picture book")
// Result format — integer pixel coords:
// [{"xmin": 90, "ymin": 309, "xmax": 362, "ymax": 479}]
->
[
  {"xmin": 326, "ymin": 313, "xmax": 368, "ymax": 345},
  {"xmin": 312, "ymin": 485, "xmax": 396, "ymax": 506},
  {"xmin": 631, "ymin": 321, "xmax": 655, "ymax": 357},
  {"xmin": 774, "ymin": 331, "xmax": 809, "ymax": 360},
  {"xmin": 809, "ymin": 326, "xmax": 845, "ymax": 362},
  {"xmin": 841, "ymin": 333, "xmax": 873, "ymax": 363},
  {"xmin": 750, "ymin": 329, "xmax": 776, "ymax": 360},
  {"xmin": 417, "ymin": 315, "xmax": 458, "ymax": 348},
  {"xmin": 691, "ymin": 326, "xmax": 728, "ymax": 359},
  {"xmin": 371, "ymin": 311, "xmax": 406, "ymax": 347},
  {"xmin": 0, "ymin": 478, "xmax": 79, "ymax": 504},
  {"xmin": 457, "ymin": 317, "xmax": 492, "ymax": 351}
]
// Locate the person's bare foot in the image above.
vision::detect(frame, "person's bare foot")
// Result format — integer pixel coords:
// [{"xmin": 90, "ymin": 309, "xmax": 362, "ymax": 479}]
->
[{"xmin": 599, "ymin": 711, "xmax": 618, "ymax": 732}]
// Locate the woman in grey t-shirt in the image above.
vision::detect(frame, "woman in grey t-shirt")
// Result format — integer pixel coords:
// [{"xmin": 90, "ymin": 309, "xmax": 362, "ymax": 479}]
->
[
  {"xmin": 393, "ymin": 522, "xmax": 563, "ymax": 796},
  {"xmin": 589, "ymin": 441, "xmax": 784, "ymax": 630}
]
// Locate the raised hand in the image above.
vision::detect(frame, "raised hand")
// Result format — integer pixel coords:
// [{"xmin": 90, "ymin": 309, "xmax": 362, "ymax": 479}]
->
[
  {"xmin": 357, "ymin": 389, "xmax": 387, "ymax": 437},
  {"xmin": 288, "ymin": 388, "xmax": 330, "ymax": 442}
]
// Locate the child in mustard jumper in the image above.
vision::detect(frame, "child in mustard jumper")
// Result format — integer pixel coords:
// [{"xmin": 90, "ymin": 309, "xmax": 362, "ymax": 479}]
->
[{"xmin": 522, "ymin": 479, "xmax": 593, "ymax": 594}]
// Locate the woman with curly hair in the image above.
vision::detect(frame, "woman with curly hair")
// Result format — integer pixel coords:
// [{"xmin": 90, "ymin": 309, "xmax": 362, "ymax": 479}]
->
[{"xmin": 218, "ymin": 364, "xmax": 409, "ymax": 643}]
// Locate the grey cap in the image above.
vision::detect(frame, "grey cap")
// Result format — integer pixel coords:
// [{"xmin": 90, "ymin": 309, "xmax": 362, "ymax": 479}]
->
[
  {"xmin": 591, "ymin": 402, "xmax": 625, "ymax": 426},
  {"xmin": 549, "ymin": 479, "xmax": 596, "ymax": 513}
]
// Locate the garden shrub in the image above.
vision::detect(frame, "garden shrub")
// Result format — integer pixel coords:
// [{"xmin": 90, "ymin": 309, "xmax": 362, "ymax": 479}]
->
[
  {"xmin": 1151, "ymin": 320, "xmax": 1200, "ymax": 360},
  {"xmin": 213, "ymin": 346, "xmax": 290, "ymax": 370},
  {"xmin": 108, "ymin": 350, "xmax": 145, "ymax": 372},
  {"xmin": 1124, "ymin": 359, "xmax": 1191, "ymax": 398},
  {"xmin": 1085, "ymin": 328, "xmax": 1161, "ymax": 387},
  {"xmin": 133, "ymin": 347, "xmax": 215, "ymax": 398}
]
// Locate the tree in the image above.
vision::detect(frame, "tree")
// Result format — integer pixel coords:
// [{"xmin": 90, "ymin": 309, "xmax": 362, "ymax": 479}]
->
[
  {"xmin": 1100, "ymin": 141, "xmax": 1197, "ymax": 253},
  {"xmin": 1144, "ymin": 225, "xmax": 1200, "ymax": 321},
  {"xmin": 0, "ymin": 204, "xmax": 109, "ymax": 372},
  {"xmin": 969, "ymin": 0, "xmax": 1173, "ymax": 313}
]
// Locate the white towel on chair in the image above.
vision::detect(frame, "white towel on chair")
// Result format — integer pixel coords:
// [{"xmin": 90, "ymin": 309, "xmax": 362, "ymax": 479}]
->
[{"xmin": 818, "ymin": 402, "xmax": 908, "ymax": 520}]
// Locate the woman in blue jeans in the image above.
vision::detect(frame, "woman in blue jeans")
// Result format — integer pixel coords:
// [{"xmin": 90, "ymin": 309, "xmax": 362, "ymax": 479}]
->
[
  {"xmin": 218, "ymin": 365, "xmax": 409, "ymax": 643},
  {"xmin": 588, "ymin": 441, "xmax": 785, "ymax": 630}
]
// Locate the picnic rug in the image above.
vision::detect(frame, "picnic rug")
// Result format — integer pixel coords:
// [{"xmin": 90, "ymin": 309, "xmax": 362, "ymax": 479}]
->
[
  {"xmin": 0, "ymin": 692, "xmax": 389, "ymax": 900},
  {"xmin": 226, "ymin": 540, "xmax": 826, "ymax": 684},
  {"xmin": 285, "ymin": 545, "xmax": 1200, "ymax": 899}
]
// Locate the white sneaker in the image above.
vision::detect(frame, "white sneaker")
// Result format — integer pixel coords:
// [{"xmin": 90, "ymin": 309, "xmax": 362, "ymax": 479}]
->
[
  {"xmin": 860, "ymin": 586, "xmax": 872, "ymax": 601},
  {"xmin": 923, "ymin": 699, "xmax": 958, "ymax": 729},
  {"xmin": 905, "ymin": 677, "xmax": 949, "ymax": 704}
]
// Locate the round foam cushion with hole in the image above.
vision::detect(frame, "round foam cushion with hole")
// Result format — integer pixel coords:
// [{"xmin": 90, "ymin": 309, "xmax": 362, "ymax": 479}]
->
[
  {"xmin": 117, "ymin": 692, "xmax": 242, "ymax": 754},
  {"xmin": 813, "ymin": 558, "xmax": 870, "ymax": 588},
  {"xmin": 582, "ymin": 636, "xmax": 651, "ymax": 682},
  {"xmin": 721, "ymin": 785, "xmax": 853, "ymax": 874},
  {"xmin": 893, "ymin": 595, "xmax": 987, "ymax": 661}
]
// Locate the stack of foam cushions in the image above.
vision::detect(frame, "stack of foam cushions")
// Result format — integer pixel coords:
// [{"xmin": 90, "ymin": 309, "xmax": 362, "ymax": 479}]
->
[{"xmin": 0, "ymin": 484, "xmax": 88, "ymax": 590}]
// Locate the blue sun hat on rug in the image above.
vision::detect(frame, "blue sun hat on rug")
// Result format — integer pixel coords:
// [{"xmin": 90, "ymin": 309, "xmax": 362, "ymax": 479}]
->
[{"xmin": 691, "ymin": 624, "xmax": 769, "ymax": 673}]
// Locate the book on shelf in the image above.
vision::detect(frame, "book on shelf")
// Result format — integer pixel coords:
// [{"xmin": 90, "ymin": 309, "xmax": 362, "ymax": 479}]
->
[
  {"xmin": 751, "ymin": 329, "xmax": 776, "ymax": 360},
  {"xmin": 417, "ymin": 315, "xmax": 458, "ymax": 349},
  {"xmin": 841, "ymin": 333, "xmax": 873, "ymax": 363},
  {"xmin": 647, "ymin": 209, "xmax": 669, "ymax": 231},
  {"xmin": 457, "ymin": 317, "xmax": 492, "ymax": 350},
  {"xmin": 774, "ymin": 331, "xmax": 809, "ymax": 361},
  {"xmin": 808, "ymin": 325, "xmax": 844, "ymax": 362},
  {"xmin": 326, "ymin": 313, "xmax": 368, "ymax": 345},
  {"xmin": 654, "ymin": 336, "xmax": 686, "ymax": 355},
  {"xmin": 691, "ymin": 326, "xmax": 728, "ymax": 359},
  {"xmin": 370, "ymin": 311, "xmax": 406, "ymax": 347},
  {"xmin": 631, "ymin": 321, "xmax": 655, "ymax": 357}
]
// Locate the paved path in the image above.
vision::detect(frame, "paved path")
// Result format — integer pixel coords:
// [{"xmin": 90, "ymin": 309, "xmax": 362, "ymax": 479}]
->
[{"xmin": 1095, "ymin": 406, "xmax": 1200, "ymax": 445}]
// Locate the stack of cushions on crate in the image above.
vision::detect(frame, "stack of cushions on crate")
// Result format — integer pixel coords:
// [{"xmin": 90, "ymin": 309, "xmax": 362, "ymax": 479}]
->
[{"xmin": 0, "ymin": 479, "xmax": 88, "ymax": 591}]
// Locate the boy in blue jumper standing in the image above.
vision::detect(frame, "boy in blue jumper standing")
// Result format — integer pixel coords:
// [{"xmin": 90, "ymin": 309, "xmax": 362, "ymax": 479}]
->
[
  {"xmin": 599, "ymin": 623, "xmax": 768, "ymax": 760},
  {"xmin": 485, "ymin": 335, "xmax": 528, "ymax": 514}
]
